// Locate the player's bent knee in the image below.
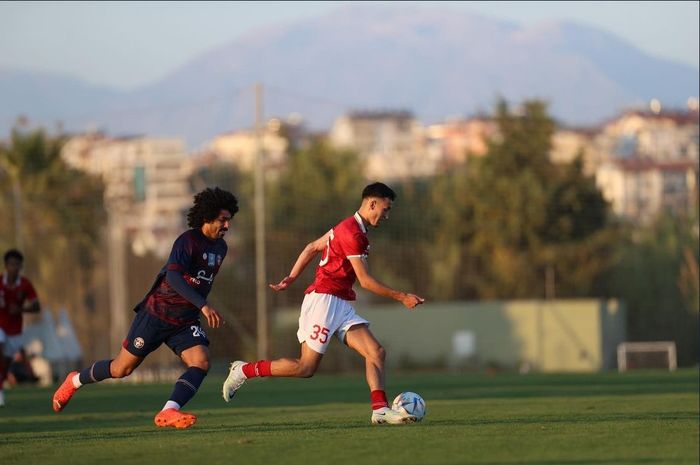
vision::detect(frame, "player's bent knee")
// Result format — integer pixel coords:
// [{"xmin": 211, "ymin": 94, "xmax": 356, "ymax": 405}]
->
[
  {"xmin": 366, "ymin": 345, "xmax": 386, "ymax": 365},
  {"xmin": 297, "ymin": 364, "xmax": 316, "ymax": 378},
  {"xmin": 189, "ymin": 360, "xmax": 210, "ymax": 372},
  {"xmin": 111, "ymin": 365, "xmax": 134, "ymax": 378}
]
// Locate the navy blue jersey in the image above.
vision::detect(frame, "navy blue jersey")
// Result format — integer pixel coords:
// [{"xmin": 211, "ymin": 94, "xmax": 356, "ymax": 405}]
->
[{"xmin": 137, "ymin": 229, "xmax": 227, "ymax": 325}]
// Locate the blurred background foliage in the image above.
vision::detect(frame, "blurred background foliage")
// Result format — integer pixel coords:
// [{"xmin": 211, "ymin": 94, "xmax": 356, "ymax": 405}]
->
[{"xmin": 1, "ymin": 100, "xmax": 697, "ymax": 366}]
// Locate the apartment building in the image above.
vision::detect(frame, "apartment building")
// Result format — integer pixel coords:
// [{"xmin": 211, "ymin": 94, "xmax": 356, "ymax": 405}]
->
[
  {"xmin": 592, "ymin": 106, "xmax": 699, "ymax": 222},
  {"xmin": 330, "ymin": 110, "xmax": 432, "ymax": 180},
  {"xmin": 203, "ymin": 117, "xmax": 293, "ymax": 173},
  {"xmin": 595, "ymin": 108, "xmax": 699, "ymax": 162},
  {"xmin": 61, "ymin": 134, "xmax": 193, "ymax": 258},
  {"xmin": 425, "ymin": 117, "xmax": 497, "ymax": 168},
  {"xmin": 596, "ymin": 158, "xmax": 698, "ymax": 223}
]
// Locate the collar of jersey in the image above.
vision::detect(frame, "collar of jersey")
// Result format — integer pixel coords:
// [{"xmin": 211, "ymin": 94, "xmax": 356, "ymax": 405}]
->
[
  {"xmin": 353, "ymin": 212, "xmax": 367, "ymax": 234},
  {"xmin": 2, "ymin": 272, "xmax": 21, "ymax": 287}
]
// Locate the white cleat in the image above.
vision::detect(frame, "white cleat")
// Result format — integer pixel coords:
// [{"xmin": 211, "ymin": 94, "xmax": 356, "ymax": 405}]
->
[
  {"xmin": 371, "ymin": 406, "xmax": 417, "ymax": 425},
  {"xmin": 222, "ymin": 360, "xmax": 247, "ymax": 402}
]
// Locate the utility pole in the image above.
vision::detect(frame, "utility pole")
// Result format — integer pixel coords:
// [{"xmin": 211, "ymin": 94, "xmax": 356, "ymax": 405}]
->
[
  {"xmin": 545, "ymin": 264, "xmax": 556, "ymax": 300},
  {"xmin": 254, "ymin": 82, "xmax": 268, "ymax": 360},
  {"xmin": 107, "ymin": 209, "xmax": 128, "ymax": 354},
  {"xmin": 12, "ymin": 177, "xmax": 24, "ymax": 251}
]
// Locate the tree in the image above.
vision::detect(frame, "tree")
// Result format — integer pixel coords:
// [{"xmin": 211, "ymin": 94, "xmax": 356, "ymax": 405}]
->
[
  {"xmin": 428, "ymin": 100, "xmax": 614, "ymax": 299},
  {"xmin": 605, "ymin": 211, "xmax": 699, "ymax": 366},
  {"xmin": 0, "ymin": 127, "xmax": 105, "ymax": 355}
]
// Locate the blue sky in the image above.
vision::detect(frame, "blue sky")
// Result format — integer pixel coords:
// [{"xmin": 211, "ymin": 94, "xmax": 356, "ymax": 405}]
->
[{"xmin": 1, "ymin": 1, "xmax": 698, "ymax": 91}]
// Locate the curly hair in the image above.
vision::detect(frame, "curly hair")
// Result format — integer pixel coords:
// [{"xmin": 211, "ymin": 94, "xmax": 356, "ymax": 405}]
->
[{"xmin": 187, "ymin": 187, "xmax": 239, "ymax": 229}]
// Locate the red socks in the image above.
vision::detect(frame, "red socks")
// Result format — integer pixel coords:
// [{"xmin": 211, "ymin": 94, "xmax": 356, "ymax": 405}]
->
[
  {"xmin": 371, "ymin": 390, "xmax": 388, "ymax": 410},
  {"xmin": 242, "ymin": 360, "xmax": 272, "ymax": 378}
]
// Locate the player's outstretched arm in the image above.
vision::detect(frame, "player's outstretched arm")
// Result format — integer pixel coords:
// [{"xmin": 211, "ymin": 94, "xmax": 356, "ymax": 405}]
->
[
  {"xmin": 269, "ymin": 231, "xmax": 331, "ymax": 291},
  {"xmin": 349, "ymin": 257, "xmax": 425, "ymax": 309}
]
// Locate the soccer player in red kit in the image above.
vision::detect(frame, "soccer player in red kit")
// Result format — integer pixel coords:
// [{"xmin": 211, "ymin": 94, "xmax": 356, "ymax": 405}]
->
[
  {"xmin": 0, "ymin": 249, "xmax": 41, "ymax": 407},
  {"xmin": 222, "ymin": 182, "xmax": 425, "ymax": 424}
]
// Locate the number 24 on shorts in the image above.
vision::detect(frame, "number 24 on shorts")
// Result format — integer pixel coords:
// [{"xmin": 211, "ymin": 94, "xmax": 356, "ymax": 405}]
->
[{"xmin": 309, "ymin": 325, "xmax": 330, "ymax": 344}]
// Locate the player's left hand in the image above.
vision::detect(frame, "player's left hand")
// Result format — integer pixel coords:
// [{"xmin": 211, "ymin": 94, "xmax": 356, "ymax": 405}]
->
[
  {"xmin": 201, "ymin": 304, "xmax": 224, "ymax": 328},
  {"xmin": 401, "ymin": 293, "xmax": 425, "ymax": 309}
]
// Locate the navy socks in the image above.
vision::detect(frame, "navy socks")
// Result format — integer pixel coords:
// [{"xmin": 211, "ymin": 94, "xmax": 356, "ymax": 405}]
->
[
  {"xmin": 168, "ymin": 367, "xmax": 208, "ymax": 407},
  {"xmin": 78, "ymin": 359, "xmax": 113, "ymax": 385}
]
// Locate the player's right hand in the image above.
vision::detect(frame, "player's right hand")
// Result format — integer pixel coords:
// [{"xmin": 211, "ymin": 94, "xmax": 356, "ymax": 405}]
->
[
  {"xmin": 402, "ymin": 293, "xmax": 425, "ymax": 309},
  {"xmin": 269, "ymin": 276, "xmax": 295, "ymax": 291},
  {"xmin": 201, "ymin": 304, "xmax": 224, "ymax": 328}
]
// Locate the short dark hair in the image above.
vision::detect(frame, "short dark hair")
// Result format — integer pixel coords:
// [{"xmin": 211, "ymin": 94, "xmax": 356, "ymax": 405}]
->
[
  {"xmin": 187, "ymin": 187, "xmax": 239, "ymax": 229},
  {"xmin": 4, "ymin": 249, "xmax": 24, "ymax": 263},
  {"xmin": 362, "ymin": 182, "xmax": 396, "ymax": 201}
]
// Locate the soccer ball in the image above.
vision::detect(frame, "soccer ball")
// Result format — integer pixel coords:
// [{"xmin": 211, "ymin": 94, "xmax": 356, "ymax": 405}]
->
[{"xmin": 391, "ymin": 391, "xmax": 426, "ymax": 421}]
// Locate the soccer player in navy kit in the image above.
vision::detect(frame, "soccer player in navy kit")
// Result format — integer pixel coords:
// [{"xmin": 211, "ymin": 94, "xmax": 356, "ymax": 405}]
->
[
  {"xmin": 222, "ymin": 182, "xmax": 425, "ymax": 424},
  {"xmin": 52, "ymin": 187, "xmax": 238, "ymax": 429}
]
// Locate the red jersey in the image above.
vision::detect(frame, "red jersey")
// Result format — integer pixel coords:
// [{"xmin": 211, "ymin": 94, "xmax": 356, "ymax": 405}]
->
[
  {"xmin": 0, "ymin": 273, "xmax": 38, "ymax": 336},
  {"xmin": 305, "ymin": 213, "xmax": 369, "ymax": 301}
]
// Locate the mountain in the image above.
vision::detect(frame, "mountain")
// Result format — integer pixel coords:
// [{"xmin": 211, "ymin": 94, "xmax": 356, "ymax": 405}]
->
[
  {"xmin": 0, "ymin": 68, "xmax": 123, "ymax": 132},
  {"xmin": 2, "ymin": 4, "xmax": 697, "ymax": 147}
]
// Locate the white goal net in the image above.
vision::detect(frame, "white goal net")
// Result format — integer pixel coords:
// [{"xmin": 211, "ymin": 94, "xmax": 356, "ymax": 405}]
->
[{"xmin": 617, "ymin": 341, "xmax": 677, "ymax": 372}]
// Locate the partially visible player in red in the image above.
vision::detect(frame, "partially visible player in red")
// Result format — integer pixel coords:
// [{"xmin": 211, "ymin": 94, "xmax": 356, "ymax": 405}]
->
[
  {"xmin": 222, "ymin": 182, "xmax": 424, "ymax": 424},
  {"xmin": 0, "ymin": 249, "xmax": 41, "ymax": 407}
]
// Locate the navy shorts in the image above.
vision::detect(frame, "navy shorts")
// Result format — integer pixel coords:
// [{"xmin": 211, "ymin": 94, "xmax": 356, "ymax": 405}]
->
[{"xmin": 123, "ymin": 309, "xmax": 210, "ymax": 358}]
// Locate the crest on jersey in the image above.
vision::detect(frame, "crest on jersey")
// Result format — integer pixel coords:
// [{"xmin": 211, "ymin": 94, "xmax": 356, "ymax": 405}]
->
[
  {"xmin": 216, "ymin": 254, "xmax": 222, "ymax": 266},
  {"xmin": 207, "ymin": 253, "xmax": 216, "ymax": 267},
  {"xmin": 134, "ymin": 337, "xmax": 145, "ymax": 349}
]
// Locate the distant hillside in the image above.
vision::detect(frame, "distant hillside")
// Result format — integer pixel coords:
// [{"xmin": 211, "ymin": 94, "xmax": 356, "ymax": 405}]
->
[{"xmin": 2, "ymin": 4, "xmax": 697, "ymax": 147}]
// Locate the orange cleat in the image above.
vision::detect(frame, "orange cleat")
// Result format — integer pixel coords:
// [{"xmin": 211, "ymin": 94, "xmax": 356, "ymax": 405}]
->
[
  {"xmin": 52, "ymin": 371, "xmax": 79, "ymax": 412},
  {"xmin": 154, "ymin": 408, "xmax": 197, "ymax": 429}
]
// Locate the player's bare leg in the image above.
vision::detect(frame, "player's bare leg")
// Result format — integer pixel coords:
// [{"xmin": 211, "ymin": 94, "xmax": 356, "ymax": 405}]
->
[
  {"xmin": 0, "ymin": 352, "xmax": 10, "ymax": 407},
  {"xmin": 345, "ymin": 324, "xmax": 416, "ymax": 425},
  {"xmin": 270, "ymin": 343, "xmax": 323, "ymax": 377},
  {"xmin": 223, "ymin": 343, "xmax": 322, "ymax": 401}
]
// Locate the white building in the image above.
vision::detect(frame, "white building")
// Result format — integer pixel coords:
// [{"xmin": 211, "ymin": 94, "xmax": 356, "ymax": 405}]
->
[
  {"xmin": 595, "ymin": 109, "xmax": 699, "ymax": 162},
  {"xmin": 330, "ymin": 111, "xmax": 432, "ymax": 180},
  {"xmin": 203, "ymin": 118, "xmax": 291, "ymax": 173},
  {"xmin": 596, "ymin": 159, "xmax": 698, "ymax": 223},
  {"xmin": 62, "ymin": 134, "xmax": 193, "ymax": 257}
]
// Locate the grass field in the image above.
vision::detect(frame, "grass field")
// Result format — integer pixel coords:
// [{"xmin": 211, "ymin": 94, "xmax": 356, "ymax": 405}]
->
[{"xmin": 1, "ymin": 368, "xmax": 697, "ymax": 465}]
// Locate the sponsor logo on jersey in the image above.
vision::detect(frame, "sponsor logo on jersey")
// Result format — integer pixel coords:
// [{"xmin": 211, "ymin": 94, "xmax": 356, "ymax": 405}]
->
[{"xmin": 207, "ymin": 253, "xmax": 216, "ymax": 267}]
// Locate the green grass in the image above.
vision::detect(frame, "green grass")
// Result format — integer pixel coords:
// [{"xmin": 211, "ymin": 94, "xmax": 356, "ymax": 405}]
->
[{"xmin": 1, "ymin": 369, "xmax": 697, "ymax": 465}]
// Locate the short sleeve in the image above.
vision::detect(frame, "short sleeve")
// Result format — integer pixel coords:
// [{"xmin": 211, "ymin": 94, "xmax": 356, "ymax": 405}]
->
[
  {"xmin": 339, "ymin": 231, "xmax": 369, "ymax": 259},
  {"xmin": 22, "ymin": 279, "xmax": 38, "ymax": 302}
]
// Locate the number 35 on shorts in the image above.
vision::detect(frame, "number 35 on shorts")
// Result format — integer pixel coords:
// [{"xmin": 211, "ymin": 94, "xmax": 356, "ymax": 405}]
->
[{"xmin": 309, "ymin": 325, "xmax": 330, "ymax": 344}]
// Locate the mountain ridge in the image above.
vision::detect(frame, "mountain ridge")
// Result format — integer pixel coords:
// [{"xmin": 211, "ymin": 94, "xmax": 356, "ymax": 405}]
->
[{"xmin": 1, "ymin": 5, "xmax": 697, "ymax": 147}]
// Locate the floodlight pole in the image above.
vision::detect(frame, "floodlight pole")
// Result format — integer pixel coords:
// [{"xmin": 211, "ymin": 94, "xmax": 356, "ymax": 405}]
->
[{"xmin": 254, "ymin": 82, "xmax": 268, "ymax": 360}]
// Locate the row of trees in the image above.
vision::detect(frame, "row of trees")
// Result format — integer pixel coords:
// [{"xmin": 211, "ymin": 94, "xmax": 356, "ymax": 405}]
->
[
  {"xmin": 2, "ymin": 100, "xmax": 698, "ymax": 365},
  {"xmin": 0, "ymin": 128, "xmax": 107, "ymax": 357}
]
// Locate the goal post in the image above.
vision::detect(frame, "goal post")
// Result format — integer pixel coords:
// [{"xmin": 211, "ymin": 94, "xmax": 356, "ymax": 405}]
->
[{"xmin": 617, "ymin": 341, "xmax": 677, "ymax": 372}]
